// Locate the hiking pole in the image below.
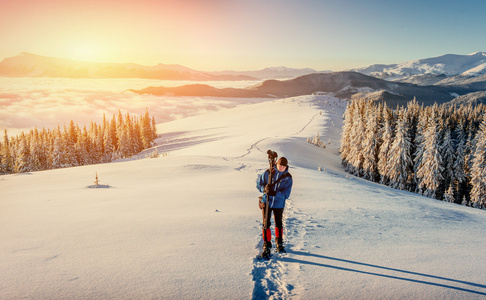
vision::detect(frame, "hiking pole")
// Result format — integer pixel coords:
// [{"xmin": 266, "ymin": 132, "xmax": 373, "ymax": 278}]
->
[{"xmin": 263, "ymin": 150, "xmax": 278, "ymax": 249}]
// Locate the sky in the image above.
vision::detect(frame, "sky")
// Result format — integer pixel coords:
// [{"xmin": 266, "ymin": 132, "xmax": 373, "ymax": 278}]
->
[{"xmin": 1, "ymin": 0, "xmax": 485, "ymax": 71}]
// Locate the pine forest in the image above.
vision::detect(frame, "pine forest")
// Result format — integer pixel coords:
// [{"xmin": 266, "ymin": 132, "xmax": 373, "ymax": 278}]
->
[
  {"xmin": 0, "ymin": 110, "xmax": 157, "ymax": 174},
  {"xmin": 340, "ymin": 99, "xmax": 486, "ymax": 209}
]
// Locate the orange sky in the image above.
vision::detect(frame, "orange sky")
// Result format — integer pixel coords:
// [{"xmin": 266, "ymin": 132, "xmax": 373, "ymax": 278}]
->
[{"xmin": 1, "ymin": 0, "xmax": 485, "ymax": 71}]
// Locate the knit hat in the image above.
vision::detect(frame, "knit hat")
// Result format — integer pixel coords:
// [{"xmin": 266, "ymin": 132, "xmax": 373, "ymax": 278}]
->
[{"xmin": 277, "ymin": 157, "xmax": 288, "ymax": 166}]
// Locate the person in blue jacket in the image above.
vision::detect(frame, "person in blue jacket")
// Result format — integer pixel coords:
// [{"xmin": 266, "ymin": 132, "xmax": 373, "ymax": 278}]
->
[{"xmin": 257, "ymin": 157, "xmax": 293, "ymax": 254}]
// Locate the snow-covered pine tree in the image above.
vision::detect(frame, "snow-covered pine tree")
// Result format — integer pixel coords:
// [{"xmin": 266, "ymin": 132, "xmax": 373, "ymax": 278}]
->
[
  {"xmin": 13, "ymin": 132, "xmax": 30, "ymax": 173},
  {"xmin": 51, "ymin": 126, "xmax": 69, "ymax": 169},
  {"xmin": 124, "ymin": 112, "xmax": 135, "ymax": 156},
  {"xmin": 1, "ymin": 130, "xmax": 13, "ymax": 174},
  {"xmin": 462, "ymin": 122, "xmax": 477, "ymax": 203},
  {"xmin": 452, "ymin": 121, "xmax": 467, "ymax": 202},
  {"xmin": 470, "ymin": 116, "xmax": 486, "ymax": 208},
  {"xmin": 386, "ymin": 108, "xmax": 413, "ymax": 191},
  {"xmin": 413, "ymin": 107, "xmax": 430, "ymax": 193},
  {"xmin": 141, "ymin": 109, "xmax": 153, "ymax": 149},
  {"xmin": 151, "ymin": 116, "xmax": 158, "ymax": 142},
  {"xmin": 378, "ymin": 103, "xmax": 394, "ymax": 185},
  {"xmin": 416, "ymin": 113, "xmax": 444, "ymax": 199},
  {"xmin": 109, "ymin": 114, "xmax": 118, "ymax": 152},
  {"xmin": 339, "ymin": 100, "xmax": 355, "ymax": 167},
  {"xmin": 63, "ymin": 123, "xmax": 78, "ymax": 167},
  {"xmin": 440, "ymin": 127, "xmax": 455, "ymax": 198},
  {"xmin": 348, "ymin": 101, "xmax": 367, "ymax": 176},
  {"xmin": 29, "ymin": 128, "xmax": 44, "ymax": 171},
  {"xmin": 89, "ymin": 122, "xmax": 102, "ymax": 163},
  {"xmin": 362, "ymin": 101, "xmax": 380, "ymax": 182},
  {"xmin": 406, "ymin": 98, "xmax": 421, "ymax": 191},
  {"xmin": 75, "ymin": 127, "xmax": 90, "ymax": 166},
  {"xmin": 444, "ymin": 183, "xmax": 455, "ymax": 203},
  {"xmin": 132, "ymin": 116, "xmax": 144, "ymax": 154}
]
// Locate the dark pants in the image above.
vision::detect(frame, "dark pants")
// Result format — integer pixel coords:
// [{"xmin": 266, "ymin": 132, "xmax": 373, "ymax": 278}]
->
[{"xmin": 262, "ymin": 207, "xmax": 284, "ymax": 248}]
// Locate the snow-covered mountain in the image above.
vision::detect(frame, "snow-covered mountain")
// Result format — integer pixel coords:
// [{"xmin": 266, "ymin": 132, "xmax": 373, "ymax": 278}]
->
[
  {"xmin": 353, "ymin": 52, "xmax": 486, "ymax": 80},
  {"xmin": 131, "ymin": 72, "xmax": 461, "ymax": 106},
  {"xmin": 2, "ymin": 94, "xmax": 486, "ymax": 299}
]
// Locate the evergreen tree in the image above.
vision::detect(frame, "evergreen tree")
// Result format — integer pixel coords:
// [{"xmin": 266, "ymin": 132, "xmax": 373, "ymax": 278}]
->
[
  {"xmin": 75, "ymin": 127, "xmax": 90, "ymax": 166},
  {"xmin": 470, "ymin": 116, "xmax": 486, "ymax": 208},
  {"xmin": 51, "ymin": 126, "xmax": 69, "ymax": 169},
  {"xmin": 386, "ymin": 108, "xmax": 412, "ymax": 190},
  {"xmin": 413, "ymin": 108, "xmax": 430, "ymax": 192},
  {"xmin": 151, "ymin": 116, "xmax": 158, "ymax": 142},
  {"xmin": 440, "ymin": 127, "xmax": 455, "ymax": 197},
  {"xmin": 452, "ymin": 121, "xmax": 467, "ymax": 202},
  {"xmin": 416, "ymin": 114, "xmax": 444, "ymax": 199},
  {"xmin": 14, "ymin": 133, "xmax": 30, "ymax": 173},
  {"xmin": 29, "ymin": 128, "xmax": 44, "ymax": 171},
  {"xmin": 129, "ymin": 115, "xmax": 143, "ymax": 154},
  {"xmin": 339, "ymin": 100, "xmax": 355, "ymax": 167},
  {"xmin": 378, "ymin": 104, "xmax": 394, "ymax": 184},
  {"xmin": 63, "ymin": 124, "xmax": 77, "ymax": 167},
  {"xmin": 444, "ymin": 184, "xmax": 455, "ymax": 203},
  {"xmin": 1, "ymin": 130, "xmax": 13, "ymax": 174},
  {"xmin": 348, "ymin": 101, "xmax": 366, "ymax": 176},
  {"xmin": 141, "ymin": 109, "xmax": 153, "ymax": 149},
  {"xmin": 110, "ymin": 114, "xmax": 119, "ymax": 151},
  {"xmin": 362, "ymin": 101, "xmax": 380, "ymax": 181},
  {"xmin": 89, "ymin": 122, "xmax": 102, "ymax": 163}
]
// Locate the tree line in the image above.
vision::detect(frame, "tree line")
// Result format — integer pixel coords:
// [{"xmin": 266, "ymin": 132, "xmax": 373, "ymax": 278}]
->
[
  {"xmin": 340, "ymin": 99, "xmax": 486, "ymax": 209},
  {"xmin": 1, "ymin": 110, "xmax": 157, "ymax": 174}
]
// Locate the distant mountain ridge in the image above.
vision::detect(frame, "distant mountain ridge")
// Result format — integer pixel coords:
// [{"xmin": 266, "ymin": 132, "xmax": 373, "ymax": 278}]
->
[
  {"xmin": 352, "ymin": 52, "xmax": 486, "ymax": 80},
  {"xmin": 0, "ymin": 52, "xmax": 319, "ymax": 80},
  {"xmin": 0, "ymin": 52, "xmax": 256, "ymax": 81},
  {"xmin": 3, "ymin": 51, "xmax": 486, "ymax": 106},
  {"xmin": 131, "ymin": 72, "xmax": 466, "ymax": 107}
]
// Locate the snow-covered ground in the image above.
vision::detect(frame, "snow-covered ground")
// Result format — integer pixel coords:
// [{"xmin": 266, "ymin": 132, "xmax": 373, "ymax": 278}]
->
[{"xmin": 2, "ymin": 95, "xmax": 486, "ymax": 299}]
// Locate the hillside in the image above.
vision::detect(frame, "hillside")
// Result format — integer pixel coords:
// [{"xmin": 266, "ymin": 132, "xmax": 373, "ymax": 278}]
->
[
  {"xmin": 131, "ymin": 72, "xmax": 463, "ymax": 106},
  {"xmin": 2, "ymin": 95, "xmax": 486, "ymax": 299}
]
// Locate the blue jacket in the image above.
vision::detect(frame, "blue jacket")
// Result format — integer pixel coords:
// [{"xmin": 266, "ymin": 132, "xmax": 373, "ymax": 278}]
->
[{"xmin": 256, "ymin": 165, "xmax": 293, "ymax": 209}]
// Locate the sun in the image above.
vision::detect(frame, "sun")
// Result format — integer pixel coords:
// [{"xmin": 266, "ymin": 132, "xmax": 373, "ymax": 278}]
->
[{"xmin": 69, "ymin": 43, "xmax": 99, "ymax": 62}]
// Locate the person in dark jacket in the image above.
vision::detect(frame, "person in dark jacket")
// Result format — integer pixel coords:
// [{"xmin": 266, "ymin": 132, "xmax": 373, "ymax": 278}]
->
[{"xmin": 256, "ymin": 157, "xmax": 293, "ymax": 254}]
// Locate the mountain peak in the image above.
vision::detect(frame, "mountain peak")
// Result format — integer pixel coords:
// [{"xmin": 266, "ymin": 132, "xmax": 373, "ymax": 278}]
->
[
  {"xmin": 352, "ymin": 51, "xmax": 486, "ymax": 79},
  {"xmin": 468, "ymin": 51, "xmax": 486, "ymax": 57}
]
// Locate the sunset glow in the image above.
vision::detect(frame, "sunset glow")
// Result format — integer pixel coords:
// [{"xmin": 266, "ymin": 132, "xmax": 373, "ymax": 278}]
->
[{"xmin": 1, "ymin": 0, "xmax": 486, "ymax": 70}]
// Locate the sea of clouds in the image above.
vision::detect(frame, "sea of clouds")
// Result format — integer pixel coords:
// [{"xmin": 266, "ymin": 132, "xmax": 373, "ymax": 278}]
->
[{"xmin": 0, "ymin": 78, "xmax": 265, "ymax": 137}]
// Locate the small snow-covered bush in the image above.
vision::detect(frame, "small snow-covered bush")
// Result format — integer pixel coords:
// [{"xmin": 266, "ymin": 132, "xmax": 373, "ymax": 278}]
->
[{"xmin": 307, "ymin": 131, "xmax": 326, "ymax": 148}]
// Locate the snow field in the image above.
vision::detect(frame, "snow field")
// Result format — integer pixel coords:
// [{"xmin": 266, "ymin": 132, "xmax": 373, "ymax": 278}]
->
[{"xmin": 2, "ymin": 94, "xmax": 486, "ymax": 299}]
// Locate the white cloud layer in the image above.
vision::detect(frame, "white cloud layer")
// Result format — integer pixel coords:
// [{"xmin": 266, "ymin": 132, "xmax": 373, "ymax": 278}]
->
[{"xmin": 0, "ymin": 78, "xmax": 264, "ymax": 136}]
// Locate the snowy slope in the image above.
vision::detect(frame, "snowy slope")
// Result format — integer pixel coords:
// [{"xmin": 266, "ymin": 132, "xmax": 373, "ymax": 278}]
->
[{"xmin": 2, "ymin": 95, "xmax": 486, "ymax": 299}]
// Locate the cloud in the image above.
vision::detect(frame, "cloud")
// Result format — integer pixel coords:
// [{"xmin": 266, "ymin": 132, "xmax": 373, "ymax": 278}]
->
[{"xmin": 0, "ymin": 78, "xmax": 265, "ymax": 136}]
